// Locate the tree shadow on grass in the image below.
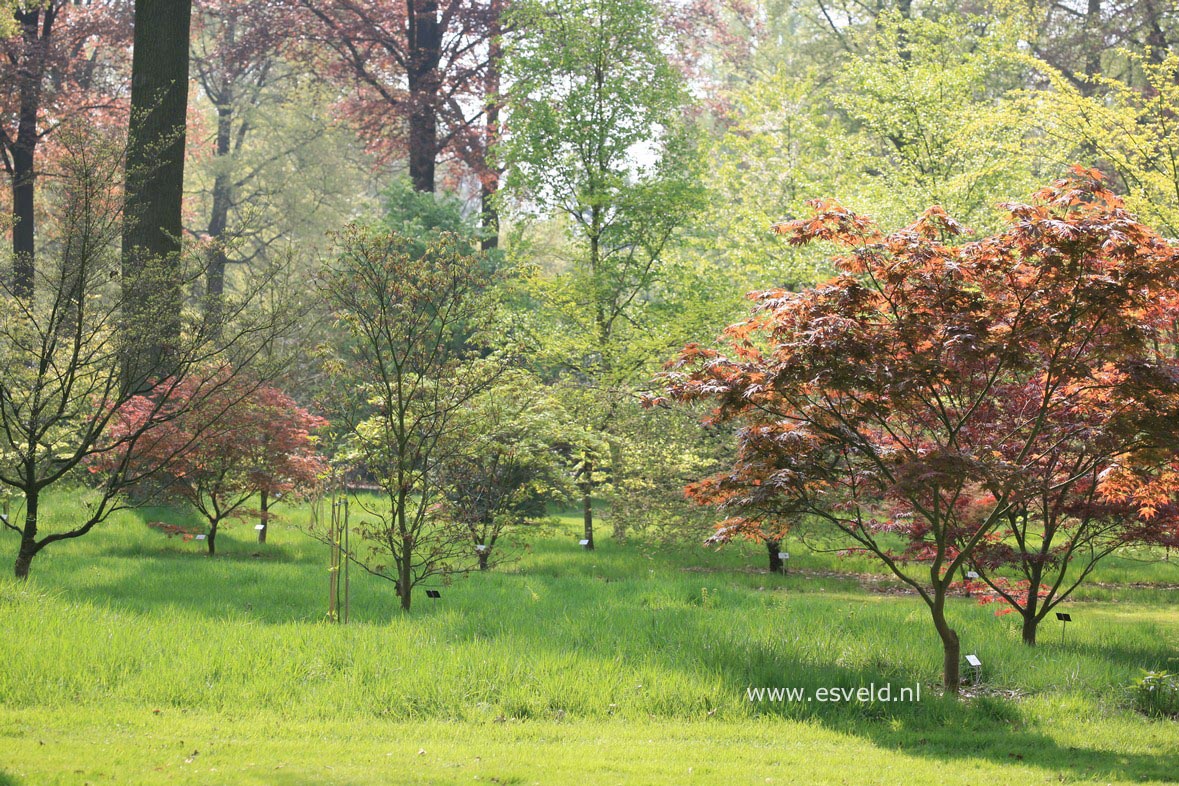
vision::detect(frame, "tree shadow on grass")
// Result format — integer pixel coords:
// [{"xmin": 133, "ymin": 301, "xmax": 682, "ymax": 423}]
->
[
  {"xmin": 71, "ymin": 538, "xmax": 401, "ymax": 624},
  {"xmin": 725, "ymin": 628, "xmax": 1177, "ymax": 782},
  {"xmin": 99, "ymin": 538, "xmax": 309, "ymax": 565},
  {"xmin": 0, "ymin": 772, "xmax": 21, "ymax": 786},
  {"xmin": 843, "ymin": 716, "xmax": 1179, "ymax": 783},
  {"xmin": 428, "ymin": 589, "xmax": 1179, "ymax": 783},
  {"xmin": 1062, "ymin": 640, "xmax": 1179, "ymax": 674}
]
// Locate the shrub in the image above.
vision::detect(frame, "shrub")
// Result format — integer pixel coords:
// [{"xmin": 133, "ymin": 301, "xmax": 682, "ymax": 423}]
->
[{"xmin": 1129, "ymin": 670, "xmax": 1179, "ymax": 718}]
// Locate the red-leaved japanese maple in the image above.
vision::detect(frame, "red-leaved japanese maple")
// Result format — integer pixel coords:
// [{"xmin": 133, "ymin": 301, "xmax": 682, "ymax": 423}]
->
[
  {"xmin": 107, "ymin": 375, "xmax": 327, "ymax": 555},
  {"xmin": 703, "ymin": 514, "xmax": 794, "ymax": 574},
  {"xmin": 659, "ymin": 169, "xmax": 1179, "ymax": 692},
  {"xmin": 960, "ymin": 379, "xmax": 1179, "ymax": 644}
]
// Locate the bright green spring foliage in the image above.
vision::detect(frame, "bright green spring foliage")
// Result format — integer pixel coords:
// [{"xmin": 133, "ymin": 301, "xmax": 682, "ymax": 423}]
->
[
  {"xmin": 500, "ymin": 0, "xmax": 703, "ymax": 382},
  {"xmin": 1027, "ymin": 50, "xmax": 1179, "ymax": 238},
  {"xmin": 691, "ymin": 10, "xmax": 1069, "ymax": 314}
]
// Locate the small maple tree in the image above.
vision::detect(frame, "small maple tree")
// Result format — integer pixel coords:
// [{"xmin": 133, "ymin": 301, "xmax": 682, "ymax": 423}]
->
[
  {"xmin": 105, "ymin": 374, "xmax": 327, "ymax": 555},
  {"xmin": 321, "ymin": 227, "xmax": 507, "ymax": 611},
  {"xmin": 659, "ymin": 169, "xmax": 1179, "ymax": 692},
  {"xmin": 702, "ymin": 509, "xmax": 796, "ymax": 574},
  {"xmin": 434, "ymin": 372, "xmax": 574, "ymax": 570}
]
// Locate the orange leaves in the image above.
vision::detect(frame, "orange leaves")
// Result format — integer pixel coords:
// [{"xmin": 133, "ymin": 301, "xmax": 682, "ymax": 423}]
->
[
  {"xmin": 905, "ymin": 205, "xmax": 967, "ymax": 240},
  {"xmin": 661, "ymin": 172, "xmax": 1179, "ymax": 594},
  {"xmin": 1029, "ymin": 166, "xmax": 1116, "ymax": 211},
  {"xmin": 772, "ymin": 198, "xmax": 882, "ymax": 248},
  {"xmin": 1098, "ymin": 461, "xmax": 1179, "ymax": 522}
]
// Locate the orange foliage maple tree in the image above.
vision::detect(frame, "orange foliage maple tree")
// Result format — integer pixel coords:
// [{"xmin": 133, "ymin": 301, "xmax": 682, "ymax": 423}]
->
[{"xmin": 657, "ymin": 169, "xmax": 1179, "ymax": 691}]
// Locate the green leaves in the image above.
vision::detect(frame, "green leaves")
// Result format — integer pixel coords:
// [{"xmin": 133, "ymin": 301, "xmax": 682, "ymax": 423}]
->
[{"xmin": 500, "ymin": 0, "xmax": 686, "ymax": 206}]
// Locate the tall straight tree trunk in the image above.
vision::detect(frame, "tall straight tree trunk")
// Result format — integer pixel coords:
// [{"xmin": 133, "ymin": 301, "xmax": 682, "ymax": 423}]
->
[
  {"xmin": 480, "ymin": 179, "xmax": 499, "ymax": 251},
  {"xmin": 10, "ymin": 5, "xmax": 56, "ymax": 298},
  {"xmin": 122, "ymin": 0, "xmax": 192, "ymax": 384},
  {"xmin": 479, "ymin": 6, "xmax": 502, "ymax": 251},
  {"xmin": 12, "ymin": 133, "xmax": 35, "ymax": 297},
  {"xmin": 581, "ymin": 458, "xmax": 594, "ymax": 550},
  {"xmin": 204, "ymin": 96, "xmax": 234, "ymax": 336},
  {"xmin": 1144, "ymin": 1, "xmax": 1169, "ymax": 64},
  {"xmin": 406, "ymin": 0, "xmax": 441, "ymax": 192},
  {"xmin": 1081, "ymin": 0, "xmax": 1102, "ymax": 92}
]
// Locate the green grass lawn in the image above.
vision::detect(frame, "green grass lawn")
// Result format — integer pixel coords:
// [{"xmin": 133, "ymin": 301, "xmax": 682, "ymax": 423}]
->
[{"xmin": 1, "ymin": 495, "xmax": 1176, "ymax": 784}]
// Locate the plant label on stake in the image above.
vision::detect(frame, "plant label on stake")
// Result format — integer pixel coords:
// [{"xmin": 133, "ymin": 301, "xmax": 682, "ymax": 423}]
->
[{"xmin": 1056, "ymin": 612, "xmax": 1072, "ymax": 644}]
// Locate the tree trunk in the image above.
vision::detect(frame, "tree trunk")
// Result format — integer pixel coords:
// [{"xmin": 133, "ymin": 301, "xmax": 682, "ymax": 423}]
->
[
  {"xmin": 1081, "ymin": 0, "xmax": 1102, "ymax": 90},
  {"xmin": 581, "ymin": 458, "xmax": 594, "ymax": 550},
  {"xmin": 931, "ymin": 595, "xmax": 961, "ymax": 695},
  {"xmin": 1143, "ymin": 1, "xmax": 1169, "ymax": 64},
  {"xmin": 1022, "ymin": 561, "xmax": 1042, "ymax": 646},
  {"xmin": 10, "ymin": 6, "xmax": 54, "ymax": 298},
  {"xmin": 766, "ymin": 539, "xmax": 783, "ymax": 574},
  {"xmin": 204, "ymin": 97, "xmax": 233, "ymax": 337},
  {"xmin": 258, "ymin": 490, "xmax": 268, "ymax": 544},
  {"xmin": 1021, "ymin": 613, "xmax": 1038, "ymax": 646},
  {"xmin": 399, "ymin": 538, "xmax": 413, "ymax": 611},
  {"xmin": 480, "ymin": 178, "xmax": 499, "ymax": 252},
  {"xmin": 406, "ymin": 0, "xmax": 441, "ymax": 192},
  {"xmin": 478, "ymin": 548, "xmax": 490, "ymax": 571},
  {"xmin": 207, "ymin": 521, "xmax": 217, "ymax": 556},
  {"xmin": 479, "ymin": 9, "xmax": 502, "ymax": 251},
  {"xmin": 13, "ymin": 490, "xmax": 39, "ymax": 579},
  {"xmin": 14, "ymin": 546, "xmax": 34, "ymax": 580},
  {"xmin": 12, "ymin": 134, "xmax": 35, "ymax": 297},
  {"xmin": 122, "ymin": 0, "xmax": 192, "ymax": 384}
]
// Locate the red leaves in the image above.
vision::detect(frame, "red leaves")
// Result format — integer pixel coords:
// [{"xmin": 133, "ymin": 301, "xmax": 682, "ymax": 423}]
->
[
  {"xmin": 662, "ymin": 171, "xmax": 1179, "ymax": 591},
  {"xmin": 969, "ymin": 578, "xmax": 1052, "ymax": 617},
  {"xmin": 146, "ymin": 521, "xmax": 204, "ymax": 542},
  {"xmin": 905, "ymin": 205, "xmax": 968, "ymax": 240},
  {"xmin": 100, "ymin": 372, "xmax": 327, "ymax": 521}
]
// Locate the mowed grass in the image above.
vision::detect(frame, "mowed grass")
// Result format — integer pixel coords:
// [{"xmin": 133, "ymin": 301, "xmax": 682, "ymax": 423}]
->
[{"xmin": 0, "ymin": 494, "xmax": 1177, "ymax": 784}]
